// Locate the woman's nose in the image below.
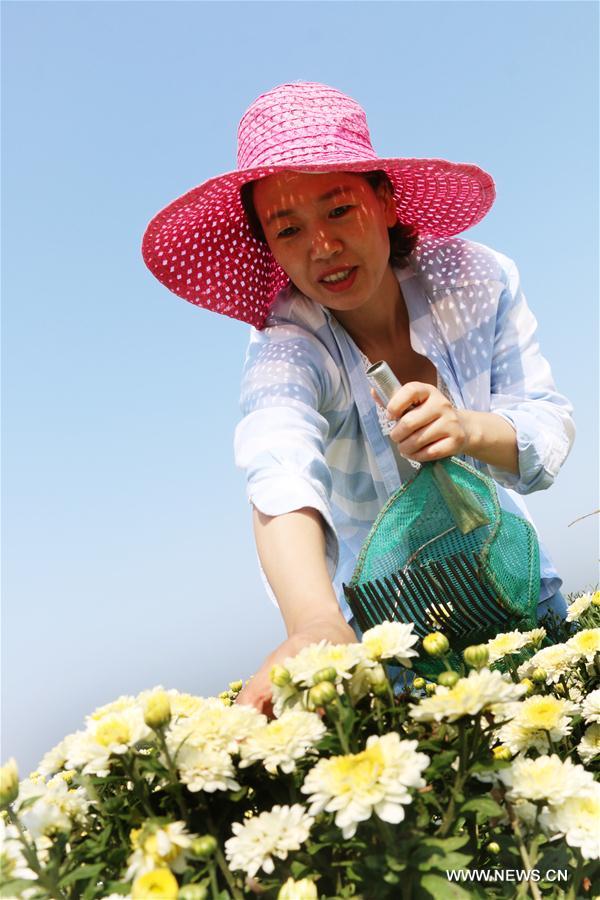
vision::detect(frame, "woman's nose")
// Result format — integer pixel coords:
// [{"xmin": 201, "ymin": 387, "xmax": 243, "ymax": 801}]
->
[{"xmin": 309, "ymin": 228, "xmax": 343, "ymax": 261}]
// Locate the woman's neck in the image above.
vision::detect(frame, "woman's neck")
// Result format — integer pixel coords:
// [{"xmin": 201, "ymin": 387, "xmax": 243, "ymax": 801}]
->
[{"xmin": 330, "ymin": 266, "xmax": 411, "ymax": 356}]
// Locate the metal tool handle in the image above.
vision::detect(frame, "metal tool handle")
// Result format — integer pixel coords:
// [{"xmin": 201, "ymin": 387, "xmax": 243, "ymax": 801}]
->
[{"xmin": 365, "ymin": 360, "xmax": 402, "ymax": 406}]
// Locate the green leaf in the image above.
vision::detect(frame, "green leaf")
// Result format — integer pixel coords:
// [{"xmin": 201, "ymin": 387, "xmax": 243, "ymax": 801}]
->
[
  {"xmin": 420, "ymin": 873, "xmax": 474, "ymax": 899},
  {"xmin": 290, "ymin": 859, "xmax": 311, "ymax": 879},
  {"xmin": 384, "ymin": 855, "xmax": 407, "ymax": 873},
  {"xmin": 419, "ymin": 835, "xmax": 471, "ymax": 852},
  {"xmin": 418, "ymin": 851, "xmax": 474, "ymax": 873},
  {"xmin": 427, "ymin": 749, "xmax": 458, "ymax": 767},
  {"xmin": 0, "ymin": 880, "xmax": 42, "ymax": 898},
  {"xmin": 460, "ymin": 797, "xmax": 504, "ymax": 821},
  {"xmin": 59, "ymin": 863, "xmax": 104, "ymax": 887}
]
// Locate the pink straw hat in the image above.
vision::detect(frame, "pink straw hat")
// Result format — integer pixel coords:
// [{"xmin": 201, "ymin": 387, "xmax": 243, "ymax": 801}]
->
[{"xmin": 142, "ymin": 82, "xmax": 495, "ymax": 329}]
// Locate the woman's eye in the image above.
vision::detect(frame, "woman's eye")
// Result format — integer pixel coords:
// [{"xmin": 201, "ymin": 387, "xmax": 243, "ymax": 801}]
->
[
  {"xmin": 276, "ymin": 226, "xmax": 299, "ymax": 239},
  {"xmin": 329, "ymin": 205, "xmax": 353, "ymax": 219}
]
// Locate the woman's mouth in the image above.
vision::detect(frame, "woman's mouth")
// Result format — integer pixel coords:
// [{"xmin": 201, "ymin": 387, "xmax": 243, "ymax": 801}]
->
[{"xmin": 319, "ymin": 267, "xmax": 358, "ymax": 292}]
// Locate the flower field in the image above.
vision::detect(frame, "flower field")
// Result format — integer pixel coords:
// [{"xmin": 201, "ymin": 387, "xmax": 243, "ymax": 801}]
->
[{"xmin": 1, "ymin": 593, "xmax": 599, "ymax": 900}]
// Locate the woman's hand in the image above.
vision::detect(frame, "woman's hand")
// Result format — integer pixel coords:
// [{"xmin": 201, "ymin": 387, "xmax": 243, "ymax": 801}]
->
[
  {"xmin": 371, "ymin": 382, "xmax": 519, "ymax": 473},
  {"xmin": 373, "ymin": 381, "xmax": 470, "ymax": 463},
  {"xmin": 236, "ymin": 618, "xmax": 357, "ymax": 717}
]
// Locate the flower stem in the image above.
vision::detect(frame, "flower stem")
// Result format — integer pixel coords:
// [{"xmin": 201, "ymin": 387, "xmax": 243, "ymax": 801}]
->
[
  {"xmin": 214, "ymin": 837, "xmax": 244, "ymax": 899},
  {"xmin": 156, "ymin": 729, "xmax": 190, "ymax": 821},
  {"xmin": 505, "ymin": 799, "xmax": 543, "ymax": 900},
  {"xmin": 8, "ymin": 808, "xmax": 68, "ymax": 900}
]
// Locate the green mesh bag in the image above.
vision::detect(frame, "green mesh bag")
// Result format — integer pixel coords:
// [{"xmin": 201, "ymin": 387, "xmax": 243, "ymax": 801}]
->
[{"xmin": 343, "ymin": 457, "xmax": 540, "ymax": 676}]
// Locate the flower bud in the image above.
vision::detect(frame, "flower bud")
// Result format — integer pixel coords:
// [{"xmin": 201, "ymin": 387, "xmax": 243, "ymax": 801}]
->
[
  {"xmin": 486, "ymin": 841, "xmax": 501, "ymax": 855},
  {"xmin": 412, "ymin": 677, "xmax": 426, "ymax": 691},
  {"xmin": 591, "ymin": 590, "xmax": 600, "ymax": 607},
  {"xmin": 270, "ymin": 665, "xmax": 291, "ymax": 687},
  {"xmin": 492, "ymin": 745, "xmax": 513, "ymax": 761},
  {"xmin": 308, "ymin": 681, "xmax": 337, "ymax": 708},
  {"xmin": 366, "ymin": 664, "xmax": 389, "ymax": 696},
  {"xmin": 422, "ymin": 632, "xmax": 450, "ymax": 657},
  {"xmin": 463, "ymin": 644, "xmax": 489, "ymax": 670},
  {"xmin": 531, "ymin": 668, "xmax": 547, "ymax": 684},
  {"xmin": 143, "ymin": 691, "xmax": 171, "ymax": 730},
  {"xmin": 437, "ymin": 671, "xmax": 459, "ymax": 688},
  {"xmin": 554, "ymin": 683, "xmax": 566, "ymax": 696},
  {"xmin": 278, "ymin": 878, "xmax": 318, "ymax": 900},
  {"xmin": 178, "ymin": 886, "xmax": 208, "ymax": 900},
  {"xmin": 228, "ymin": 680, "xmax": 243, "ymax": 693},
  {"xmin": 0, "ymin": 759, "xmax": 19, "ymax": 808},
  {"xmin": 313, "ymin": 667, "xmax": 337, "ymax": 684},
  {"xmin": 519, "ymin": 678, "xmax": 534, "ymax": 696},
  {"xmin": 425, "ymin": 682, "xmax": 437, "ymax": 696},
  {"xmin": 190, "ymin": 835, "xmax": 218, "ymax": 860}
]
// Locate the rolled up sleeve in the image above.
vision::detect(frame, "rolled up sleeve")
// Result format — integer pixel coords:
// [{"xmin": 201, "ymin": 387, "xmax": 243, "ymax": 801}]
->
[
  {"xmin": 233, "ymin": 325, "xmax": 340, "ymax": 581},
  {"xmin": 487, "ymin": 253, "xmax": 575, "ymax": 493}
]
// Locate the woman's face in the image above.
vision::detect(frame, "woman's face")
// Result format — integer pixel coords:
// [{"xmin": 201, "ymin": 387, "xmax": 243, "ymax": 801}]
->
[{"xmin": 252, "ymin": 171, "xmax": 398, "ymax": 315}]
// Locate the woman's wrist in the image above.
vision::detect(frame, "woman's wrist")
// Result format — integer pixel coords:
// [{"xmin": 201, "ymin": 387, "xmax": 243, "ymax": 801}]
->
[{"xmin": 458, "ymin": 409, "xmax": 519, "ymax": 476}]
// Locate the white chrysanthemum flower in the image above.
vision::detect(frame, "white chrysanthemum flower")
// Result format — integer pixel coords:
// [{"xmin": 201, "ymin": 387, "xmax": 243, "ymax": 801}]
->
[
  {"xmin": 512, "ymin": 799, "xmax": 540, "ymax": 832},
  {"xmin": 539, "ymin": 783, "xmax": 600, "ymax": 860},
  {"xmin": 581, "ymin": 687, "xmax": 600, "ymax": 724},
  {"xmin": 578, "ymin": 723, "xmax": 600, "ymax": 765},
  {"xmin": 225, "ymin": 804, "xmax": 314, "ymax": 879},
  {"xmin": 87, "ymin": 694, "xmax": 138, "ymax": 722},
  {"xmin": 517, "ymin": 643, "xmax": 576, "ymax": 684},
  {"xmin": 125, "ymin": 820, "xmax": 195, "ymax": 879},
  {"xmin": 496, "ymin": 695, "xmax": 579, "ymax": 754},
  {"xmin": 17, "ymin": 773, "xmax": 91, "ymax": 840},
  {"xmin": 284, "ymin": 640, "xmax": 366, "ymax": 687},
  {"xmin": 65, "ymin": 708, "xmax": 151, "ymax": 776},
  {"xmin": 520, "ymin": 627, "xmax": 547, "ymax": 646},
  {"xmin": 499, "ymin": 754, "xmax": 594, "ymax": 805},
  {"xmin": 239, "ymin": 709, "xmax": 326, "ymax": 774},
  {"xmin": 565, "ymin": 628, "xmax": 600, "ymax": 665},
  {"xmin": 176, "ymin": 744, "xmax": 240, "ymax": 793},
  {"xmin": 409, "ymin": 669, "xmax": 526, "ymax": 723},
  {"xmin": 37, "ymin": 741, "xmax": 67, "ymax": 777},
  {"xmin": 485, "ymin": 630, "xmax": 530, "ymax": 664},
  {"xmin": 0, "ymin": 818, "xmax": 38, "ymax": 885},
  {"xmin": 566, "ymin": 592, "xmax": 594, "ymax": 622},
  {"xmin": 301, "ymin": 733, "xmax": 429, "ymax": 839},
  {"xmin": 361, "ymin": 622, "xmax": 419, "ymax": 665},
  {"xmin": 270, "ymin": 682, "xmax": 307, "ymax": 718},
  {"xmin": 166, "ymin": 698, "xmax": 266, "ymax": 759}
]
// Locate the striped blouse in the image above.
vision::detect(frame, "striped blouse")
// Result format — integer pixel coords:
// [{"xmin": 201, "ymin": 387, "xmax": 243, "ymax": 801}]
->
[{"xmin": 234, "ymin": 238, "xmax": 575, "ymax": 620}]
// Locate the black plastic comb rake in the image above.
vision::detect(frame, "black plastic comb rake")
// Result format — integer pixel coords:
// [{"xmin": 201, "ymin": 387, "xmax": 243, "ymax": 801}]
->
[{"xmin": 343, "ymin": 550, "xmax": 512, "ymax": 645}]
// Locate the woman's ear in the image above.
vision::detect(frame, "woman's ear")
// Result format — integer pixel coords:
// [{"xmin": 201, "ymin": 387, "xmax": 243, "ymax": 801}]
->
[{"xmin": 376, "ymin": 182, "xmax": 398, "ymax": 228}]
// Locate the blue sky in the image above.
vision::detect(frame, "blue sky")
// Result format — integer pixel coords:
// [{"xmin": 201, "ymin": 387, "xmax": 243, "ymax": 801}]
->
[{"xmin": 2, "ymin": 1, "xmax": 598, "ymax": 774}]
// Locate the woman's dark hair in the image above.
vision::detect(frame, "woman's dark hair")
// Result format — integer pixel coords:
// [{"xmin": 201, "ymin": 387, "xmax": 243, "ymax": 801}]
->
[{"xmin": 240, "ymin": 170, "xmax": 418, "ymax": 268}]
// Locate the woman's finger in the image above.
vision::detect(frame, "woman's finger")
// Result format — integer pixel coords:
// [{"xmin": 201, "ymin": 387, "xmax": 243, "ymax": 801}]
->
[{"xmin": 386, "ymin": 382, "xmax": 434, "ymax": 419}]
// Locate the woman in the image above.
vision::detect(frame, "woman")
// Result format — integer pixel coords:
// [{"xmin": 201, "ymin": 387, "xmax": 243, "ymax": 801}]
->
[{"xmin": 143, "ymin": 82, "xmax": 575, "ymax": 714}]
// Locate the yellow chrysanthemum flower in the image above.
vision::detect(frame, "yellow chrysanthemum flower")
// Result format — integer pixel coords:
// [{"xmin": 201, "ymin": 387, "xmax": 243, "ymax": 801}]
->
[
  {"xmin": 301, "ymin": 733, "xmax": 429, "ymax": 838},
  {"xmin": 131, "ymin": 867, "xmax": 179, "ymax": 899},
  {"xmin": 497, "ymin": 694, "xmax": 578, "ymax": 754},
  {"xmin": 566, "ymin": 628, "xmax": 600, "ymax": 664}
]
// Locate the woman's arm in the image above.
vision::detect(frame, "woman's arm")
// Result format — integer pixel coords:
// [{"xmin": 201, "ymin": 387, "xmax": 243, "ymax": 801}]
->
[{"xmin": 236, "ymin": 507, "xmax": 356, "ymax": 714}]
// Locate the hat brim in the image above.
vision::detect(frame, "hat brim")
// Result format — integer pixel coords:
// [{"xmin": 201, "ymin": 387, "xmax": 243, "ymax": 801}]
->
[{"xmin": 142, "ymin": 157, "xmax": 495, "ymax": 329}]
